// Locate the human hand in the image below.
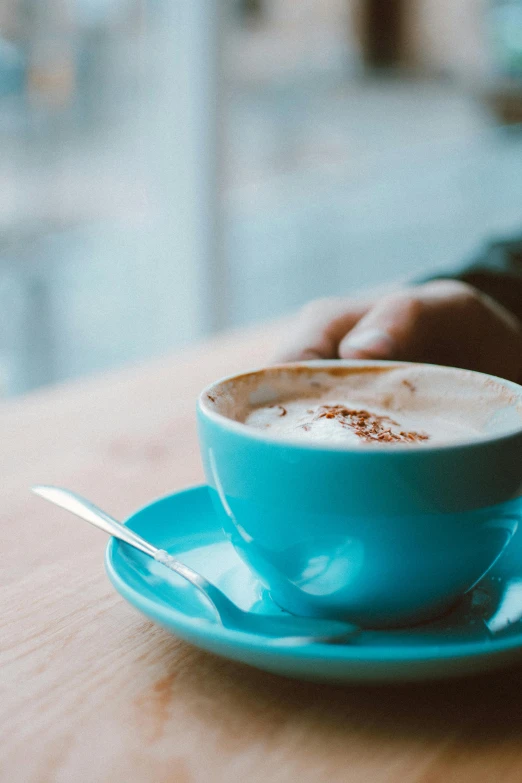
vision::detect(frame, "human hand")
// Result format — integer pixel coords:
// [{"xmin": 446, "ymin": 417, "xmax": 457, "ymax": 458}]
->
[{"xmin": 277, "ymin": 280, "xmax": 522, "ymax": 382}]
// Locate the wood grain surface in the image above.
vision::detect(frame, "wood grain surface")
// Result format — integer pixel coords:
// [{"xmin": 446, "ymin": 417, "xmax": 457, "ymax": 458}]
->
[{"xmin": 3, "ymin": 322, "xmax": 522, "ymax": 783}]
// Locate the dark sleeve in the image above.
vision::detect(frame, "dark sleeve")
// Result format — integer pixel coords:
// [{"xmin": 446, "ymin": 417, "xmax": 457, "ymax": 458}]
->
[{"xmin": 418, "ymin": 234, "xmax": 522, "ymax": 323}]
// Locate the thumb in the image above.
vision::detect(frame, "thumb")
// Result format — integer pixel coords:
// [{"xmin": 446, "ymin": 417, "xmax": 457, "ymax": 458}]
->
[{"xmin": 338, "ymin": 294, "xmax": 422, "ymax": 360}]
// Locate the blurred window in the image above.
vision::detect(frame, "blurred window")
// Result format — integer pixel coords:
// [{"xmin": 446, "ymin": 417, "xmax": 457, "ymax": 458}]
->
[{"xmin": 0, "ymin": 0, "xmax": 521, "ymax": 396}]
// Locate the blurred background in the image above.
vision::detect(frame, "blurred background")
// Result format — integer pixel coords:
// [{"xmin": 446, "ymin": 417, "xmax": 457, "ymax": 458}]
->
[{"xmin": 1, "ymin": 0, "xmax": 522, "ymax": 397}]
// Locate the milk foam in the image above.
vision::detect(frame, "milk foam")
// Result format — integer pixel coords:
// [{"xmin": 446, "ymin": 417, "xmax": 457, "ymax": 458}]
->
[
  {"xmin": 204, "ymin": 364, "xmax": 522, "ymax": 447},
  {"xmin": 245, "ymin": 395, "xmax": 475, "ymax": 444}
]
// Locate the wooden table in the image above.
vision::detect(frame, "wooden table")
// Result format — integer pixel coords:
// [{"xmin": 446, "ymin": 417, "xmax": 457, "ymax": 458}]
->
[{"xmin": 4, "ymin": 323, "xmax": 522, "ymax": 783}]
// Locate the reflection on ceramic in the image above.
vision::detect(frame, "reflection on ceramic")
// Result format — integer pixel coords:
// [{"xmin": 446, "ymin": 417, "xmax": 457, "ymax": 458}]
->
[
  {"xmin": 485, "ymin": 577, "xmax": 522, "ymax": 635},
  {"xmin": 106, "ymin": 486, "xmax": 522, "ymax": 683}
]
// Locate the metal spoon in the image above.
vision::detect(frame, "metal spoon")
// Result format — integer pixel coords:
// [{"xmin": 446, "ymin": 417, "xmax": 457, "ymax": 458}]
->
[{"xmin": 32, "ymin": 486, "xmax": 359, "ymax": 644}]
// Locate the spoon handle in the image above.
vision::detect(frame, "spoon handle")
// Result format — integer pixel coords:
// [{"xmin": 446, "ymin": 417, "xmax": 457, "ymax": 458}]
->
[
  {"xmin": 31, "ymin": 485, "xmax": 226, "ymax": 617},
  {"xmin": 32, "ymin": 485, "xmax": 359, "ymax": 642},
  {"xmin": 32, "ymin": 485, "xmax": 158, "ymax": 558}
]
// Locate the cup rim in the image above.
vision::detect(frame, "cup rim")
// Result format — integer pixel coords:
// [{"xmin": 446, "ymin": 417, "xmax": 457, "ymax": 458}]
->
[{"xmin": 197, "ymin": 359, "xmax": 522, "ymax": 454}]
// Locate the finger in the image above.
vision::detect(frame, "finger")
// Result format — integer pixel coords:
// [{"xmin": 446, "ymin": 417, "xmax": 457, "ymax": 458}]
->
[
  {"xmin": 338, "ymin": 293, "xmax": 424, "ymax": 360},
  {"xmin": 276, "ymin": 297, "xmax": 371, "ymax": 362}
]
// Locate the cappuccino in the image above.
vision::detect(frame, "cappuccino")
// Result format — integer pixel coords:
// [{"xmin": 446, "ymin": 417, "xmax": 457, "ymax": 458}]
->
[{"xmin": 232, "ymin": 365, "xmax": 522, "ymax": 446}]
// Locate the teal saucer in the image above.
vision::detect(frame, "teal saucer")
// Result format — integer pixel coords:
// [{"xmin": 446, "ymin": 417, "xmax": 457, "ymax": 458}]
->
[{"xmin": 105, "ymin": 486, "xmax": 522, "ymax": 683}]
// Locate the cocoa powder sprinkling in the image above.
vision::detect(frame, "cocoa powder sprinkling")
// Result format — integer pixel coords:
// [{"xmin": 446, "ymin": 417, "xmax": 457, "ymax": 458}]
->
[{"xmin": 315, "ymin": 405, "xmax": 429, "ymax": 444}]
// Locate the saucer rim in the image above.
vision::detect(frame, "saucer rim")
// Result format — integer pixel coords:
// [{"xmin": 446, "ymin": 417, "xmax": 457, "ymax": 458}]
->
[{"xmin": 105, "ymin": 485, "xmax": 522, "ymax": 666}]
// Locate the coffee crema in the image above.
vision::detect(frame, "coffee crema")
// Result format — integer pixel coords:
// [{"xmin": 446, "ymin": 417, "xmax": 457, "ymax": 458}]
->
[{"xmin": 203, "ymin": 364, "xmax": 522, "ymax": 447}]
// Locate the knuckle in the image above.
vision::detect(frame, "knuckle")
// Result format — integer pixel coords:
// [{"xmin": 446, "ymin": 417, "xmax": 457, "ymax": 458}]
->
[
  {"xmin": 381, "ymin": 291, "xmax": 425, "ymax": 321},
  {"xmin": 425, "ymin": 278, "xmax": 479, "ymax": 305},
  {"xmin": 444, "ymin": 279, "xmax": 478, "ymax": 301}
]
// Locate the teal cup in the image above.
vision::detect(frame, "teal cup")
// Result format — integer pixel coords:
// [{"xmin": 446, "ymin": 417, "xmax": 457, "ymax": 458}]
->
[{"xmin": 197, "ymin": 361, "xmax": 522, "ymax": 628}]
